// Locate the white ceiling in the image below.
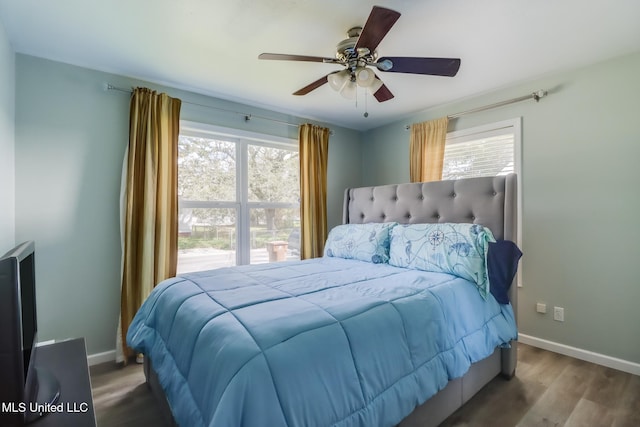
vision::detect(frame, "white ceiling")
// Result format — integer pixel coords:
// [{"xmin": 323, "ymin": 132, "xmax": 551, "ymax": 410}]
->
[{"xmin": 1, "ymin": 0, "xmax": 639, "ymax": 131}]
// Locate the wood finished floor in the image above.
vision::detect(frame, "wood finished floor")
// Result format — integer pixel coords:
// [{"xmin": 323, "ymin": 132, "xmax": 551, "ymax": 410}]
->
[{"xmin": 90, "ymin": 343, "xmax": 640, "ymax": 427}]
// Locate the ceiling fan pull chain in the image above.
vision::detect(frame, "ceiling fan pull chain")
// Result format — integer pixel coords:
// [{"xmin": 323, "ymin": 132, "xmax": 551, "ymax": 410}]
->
[
  {"xmin": 364, "ymin": 89, "xmax": 369, "ymax": 118},
  {"xmin": 354, "ymin": 86, "xmax": 358, "ymax": 109}
]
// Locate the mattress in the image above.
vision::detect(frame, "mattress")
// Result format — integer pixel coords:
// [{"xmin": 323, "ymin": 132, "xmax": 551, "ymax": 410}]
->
[{"xmin": 127, "ymin": 257, "xmax": 517, "ymax": 427}]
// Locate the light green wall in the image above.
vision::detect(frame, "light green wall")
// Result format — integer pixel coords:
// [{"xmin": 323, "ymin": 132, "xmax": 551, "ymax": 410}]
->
[
  {"xmin": 362, "ymin": 52, "xmax": 640, "ymax": 364},
  {"xmin": 14, "ymin": 54, "xmax": 362, "ymax": 355},
  {"xmin": 0, "ymin": 18, "xmax": 15, "ymax": 252}
]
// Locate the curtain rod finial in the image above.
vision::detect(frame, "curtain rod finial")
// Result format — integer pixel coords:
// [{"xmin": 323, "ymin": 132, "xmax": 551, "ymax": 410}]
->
[{"xmin": 533, "ymin": 89, "xmax": 547, "ymax": 102}]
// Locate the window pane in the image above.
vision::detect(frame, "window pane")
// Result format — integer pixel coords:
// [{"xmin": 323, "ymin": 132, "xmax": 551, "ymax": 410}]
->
[
  {"xmin": 247, "ymin": 144, "xmax": 299, "ymax": 203},
  {"xmin": 178, "ymin": 136, "xmax": 236, "ymax": 202},
  {"xmin": 249, "ymin": 207, "xmax": 300, "ymax": 264},
  {"xmin": 177, "ymin": 207, "xmax": 237, "ymax": 273},
  {"xmin": 178, "ymin": 122, "xmax": 301, "ymax": 271}
]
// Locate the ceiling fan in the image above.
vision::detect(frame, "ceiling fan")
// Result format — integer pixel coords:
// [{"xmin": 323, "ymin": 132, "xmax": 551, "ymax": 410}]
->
[{"xmin": 258, "ymin": 5, "xmax": 461, "ymax": 102}]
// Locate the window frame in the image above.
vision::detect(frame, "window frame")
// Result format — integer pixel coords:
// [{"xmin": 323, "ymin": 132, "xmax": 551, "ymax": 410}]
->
[{"xmin": 179, "ymin": 120, "xmax": 299, "ymax": 266}]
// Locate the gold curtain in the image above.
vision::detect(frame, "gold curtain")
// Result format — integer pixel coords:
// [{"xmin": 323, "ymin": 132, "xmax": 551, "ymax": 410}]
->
[
  {"xmin": 409, "ymin": 116, "xmax": 449, "ymax": 182},
  {"xmin": 120, "ymin": 87, "xmax": 181, "ymax": 360},
  {"xmin": 298, "ymin": 124, "xmax": 330, "ymax": 259}
]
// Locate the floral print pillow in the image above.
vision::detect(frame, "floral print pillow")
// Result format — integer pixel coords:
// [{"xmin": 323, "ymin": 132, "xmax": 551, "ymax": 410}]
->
[
  {"xmin": 324, "ymin": 223, "xmax": 397, "ymax": 264},
  {"xmin": 389, "ymin": 223, "xmax": 495, "ymax": 298}
]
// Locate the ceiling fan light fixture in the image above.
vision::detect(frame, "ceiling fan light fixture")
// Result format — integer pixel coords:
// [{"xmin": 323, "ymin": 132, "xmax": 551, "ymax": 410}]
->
[
  {"xmin": 339, "ymin": 80, "xmax": 357, "ymax": 99},
  {"xmin": 328, "ymin": 70, "xmax": 350, "ymax": 92},
  {"xmin": 356, "ymin": 67, "xmax": 375, "ymax": 87}
]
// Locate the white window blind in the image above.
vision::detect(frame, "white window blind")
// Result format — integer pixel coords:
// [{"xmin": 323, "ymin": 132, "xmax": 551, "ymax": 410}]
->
[{"xmin": 442, "ymin": 126, "xmax": 516, "ymax": 180}]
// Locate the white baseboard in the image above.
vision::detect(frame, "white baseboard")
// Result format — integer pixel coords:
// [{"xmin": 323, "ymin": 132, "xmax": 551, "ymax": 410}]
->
[
  {"xmin": 87, "ymin": 349, "xmax": 116, "ymax": 366},
  {"xmin": 38, "ymin": 339, "xmax": 117, "ymax": 366},
  {"xmin": 519, "ymin": 334, "xmax": 640, "ymax": 376}
]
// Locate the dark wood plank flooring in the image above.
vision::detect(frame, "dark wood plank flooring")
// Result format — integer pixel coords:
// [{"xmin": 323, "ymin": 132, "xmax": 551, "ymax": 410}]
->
[{"xmin": 90, "ymin": 343, "xmax": 639, "ymax": 426}]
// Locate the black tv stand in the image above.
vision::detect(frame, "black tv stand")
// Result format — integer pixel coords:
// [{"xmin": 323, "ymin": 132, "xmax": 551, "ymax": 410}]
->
[{"xmin": 28, "ymin": 338, "xmax": 96, "ymax": 426}]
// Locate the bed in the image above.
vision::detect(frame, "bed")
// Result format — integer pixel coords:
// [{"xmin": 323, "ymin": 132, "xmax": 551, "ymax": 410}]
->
[{"xmin": 127, "ymin": 174, "xmax": 519, "ymax": 427}]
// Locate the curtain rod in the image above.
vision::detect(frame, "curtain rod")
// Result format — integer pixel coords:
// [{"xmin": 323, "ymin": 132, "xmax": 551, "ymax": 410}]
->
[
  {"xmin": 105, "ymin": 83, "xmax": 320, "ymax": 131},
  {"xmin": 405, "ymin": 89, "xmax": 547, "ymax": 130}
]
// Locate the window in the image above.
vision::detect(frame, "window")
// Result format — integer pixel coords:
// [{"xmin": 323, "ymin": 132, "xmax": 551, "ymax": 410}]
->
[
  {"xmin": 442, "ymin": 118, "xmax": 521, "ymax": 180},
  {"xmin": 443, "ymin": 118, "xmax": 523, "ymax": 285},
  {"xmin": 177, "ymin": 121, "xmax": 299, "ymax": 274}
]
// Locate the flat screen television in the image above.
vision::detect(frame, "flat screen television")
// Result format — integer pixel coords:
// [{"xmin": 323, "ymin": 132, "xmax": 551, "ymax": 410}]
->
[{"xmin": 0, "ymin": 241, "xmax": 60, "ymax": 426}]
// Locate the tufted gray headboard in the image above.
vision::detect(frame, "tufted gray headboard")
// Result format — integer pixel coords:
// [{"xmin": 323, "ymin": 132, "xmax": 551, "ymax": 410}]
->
[
  {"xmin": 343, "ymin": 174, "xmax": 517, "ymax": 241},
  {"xmin": 343, "ymin": 174, "xmax": 518, "ymax": 375}
]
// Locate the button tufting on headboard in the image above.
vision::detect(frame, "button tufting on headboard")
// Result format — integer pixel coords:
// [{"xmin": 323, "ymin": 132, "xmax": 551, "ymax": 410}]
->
[{"xmin": 342, "ymin": 175, "xmax": 515, "ymax": 242}]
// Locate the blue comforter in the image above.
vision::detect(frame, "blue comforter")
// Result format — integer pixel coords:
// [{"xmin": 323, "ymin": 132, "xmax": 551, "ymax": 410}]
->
[{"xmin": 127, "ymin": 257, "xmax": 517, "ymax": 427}]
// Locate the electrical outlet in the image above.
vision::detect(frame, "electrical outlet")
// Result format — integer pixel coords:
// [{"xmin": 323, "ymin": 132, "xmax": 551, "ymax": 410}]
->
[
  {"xmin": 536, "ymin": 303, "xmax": 547, "ymax": 314},
  {"xmin": 553, "ymin": 306, "xmax": 564, "ymax": 322}
]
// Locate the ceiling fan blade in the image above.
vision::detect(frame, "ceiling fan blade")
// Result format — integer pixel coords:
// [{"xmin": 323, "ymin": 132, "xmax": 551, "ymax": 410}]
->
[
  {"xmin": 377, "ymin": 57, "xmax": 461, "ymax": 77},
  {"xmin": 259, "ymin": 53, "xmax": 339, "ymax": 64},
  {"xmin": 293, "ymin": 74, "xmax": 330, "ymax": 96},
  {"xmin": 355, "ymin": 6, "xmax": 401, "ymax": 52},
  {"xmin": 372, "ymin": 76, "xmax": 394, "ymax": 102}
]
